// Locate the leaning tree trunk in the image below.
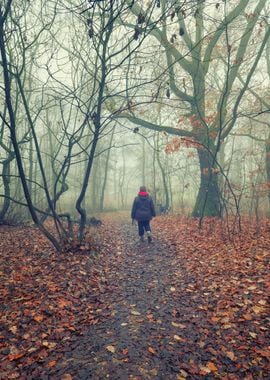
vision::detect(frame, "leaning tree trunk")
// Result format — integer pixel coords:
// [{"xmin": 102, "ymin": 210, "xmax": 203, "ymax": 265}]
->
[
  {"xmin": 76, "ymin": 124, "xmax": 101, "ymax": 242},
  {"xmin": 192, "ymin": 147, "xmax": 221, "ymax": 217}
]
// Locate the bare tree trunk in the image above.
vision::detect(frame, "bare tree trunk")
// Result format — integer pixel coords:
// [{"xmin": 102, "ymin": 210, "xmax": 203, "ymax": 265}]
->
[
  {"xmin": 0, "ymin": 152, "xmax": 15, "ymax": 223},
  {"xmin": 156, "ymin": 147, "xmax": 170, "ymax": 210},
  {"xmin": 152, "ymin": 134, "xmax": 157, "ymax": 204},
  {"xmin": 119, "ymin": 149, "xmax": 126, "ymax": 209},
  {"xmin": 0, "ymin": 16, "xmax": 61, "ymax": 251},
  {"xmin": 28, "ymin": 135, "xmax": 33, "ymax": 198},
  {"xmin": 91, "ymin": 155, "xmax": 99, "ymax": 212},
  {"xmin": 180, "ymin": 157, "xmax": 189, "ymax": 213},
  {"xmin": 76, "ymin": 128, "xmax": 100, "ymax": 241},
  {"xmin": 142, "ymin": 137, "xmax": 146, "ymax": 185},
  {"xmin": 100, "ymin": 126, "xmax": 115, "ymax": 211},
  {"xmin": 75, "ymin": 0, "xmax": 114, "ymax": 241}
]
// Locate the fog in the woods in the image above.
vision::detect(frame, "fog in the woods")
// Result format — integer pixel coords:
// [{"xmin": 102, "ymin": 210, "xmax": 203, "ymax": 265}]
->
[
  {"xmin": 0, "ymin": 0, "xmax": 269, "ymax": 250},
  {"xmin": 1, "ymin": 3, "xmax": 270, "ymax": 377}
]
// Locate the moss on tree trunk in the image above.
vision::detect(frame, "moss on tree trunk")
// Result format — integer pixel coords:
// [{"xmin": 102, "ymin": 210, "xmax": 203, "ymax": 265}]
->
[{"xmin": 192, "ymin": 148, "xmax": 221, "ymax": 217}]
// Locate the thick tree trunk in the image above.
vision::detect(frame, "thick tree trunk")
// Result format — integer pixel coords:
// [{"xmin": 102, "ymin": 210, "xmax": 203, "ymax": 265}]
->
[{"xmin": 192, "ymin": 148, "xmax": 221, "ymax": 217}]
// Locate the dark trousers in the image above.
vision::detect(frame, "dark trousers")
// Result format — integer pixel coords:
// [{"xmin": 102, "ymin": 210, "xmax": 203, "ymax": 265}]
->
[{"xmin": 138, "ymin": 220, "xmax": 151, "ymax": 236}]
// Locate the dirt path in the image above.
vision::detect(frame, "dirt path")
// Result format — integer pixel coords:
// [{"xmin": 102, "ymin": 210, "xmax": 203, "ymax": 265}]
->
[
  {"xmin": 1, "ymin": 214, "xmax": 269, "ymax": 379},
  {"xmin": 49, "ymin": 219, "xmax": 219, "ymax": 379},
  {"xmin": 2, "ymin": 216, "xmax": 269, "ymax": 379}
]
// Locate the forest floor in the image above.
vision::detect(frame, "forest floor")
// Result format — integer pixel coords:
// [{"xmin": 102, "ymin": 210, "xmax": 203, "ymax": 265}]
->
[{"xmin": 0, "ymin": 213, "xmax": 269, "ymax": 379}]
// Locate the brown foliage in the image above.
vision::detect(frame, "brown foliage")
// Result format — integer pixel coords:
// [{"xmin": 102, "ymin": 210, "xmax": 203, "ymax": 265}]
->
[{"xmin": 0, "ymin": 215, "xmax": 269, "ymax": 378}]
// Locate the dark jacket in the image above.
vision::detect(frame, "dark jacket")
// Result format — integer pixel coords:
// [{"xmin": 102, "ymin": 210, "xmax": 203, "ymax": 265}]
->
[{"xmin": 131, "ymin": 192, "xmax": 156, "ymax": 221}]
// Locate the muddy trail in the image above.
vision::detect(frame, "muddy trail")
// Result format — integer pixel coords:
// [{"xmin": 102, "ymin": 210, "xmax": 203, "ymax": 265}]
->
[
  {"xmin": 50, "ymin": 219, "xmax": 206, "ymax": 380},
  {"xmin": 48, "ymin": 225, "xmax": 196, "ymax": 379}
]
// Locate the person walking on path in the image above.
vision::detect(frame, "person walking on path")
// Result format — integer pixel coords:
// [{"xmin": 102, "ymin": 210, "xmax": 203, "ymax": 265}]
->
[{"xmin": 131, "ymin": 186, "xmax": 156, "ymax": 242}]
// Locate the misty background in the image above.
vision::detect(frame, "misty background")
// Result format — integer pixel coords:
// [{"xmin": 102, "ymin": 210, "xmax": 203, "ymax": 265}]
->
[{"xmin": 0, "ymin": 0, "xmax": 269, "ymax": 250}]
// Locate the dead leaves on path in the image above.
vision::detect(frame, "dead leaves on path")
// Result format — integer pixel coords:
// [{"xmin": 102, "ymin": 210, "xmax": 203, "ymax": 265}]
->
[
  {"xmin": 0, "ymin": 215, "xmax": 270, "ymax": 378},
  {"xmin": 151, "ymin": 215, "xmax": 270, "ymax": 377},
  {"xmin": 0, "ymin": 224, "xmax": 112, "ymax": 378}
]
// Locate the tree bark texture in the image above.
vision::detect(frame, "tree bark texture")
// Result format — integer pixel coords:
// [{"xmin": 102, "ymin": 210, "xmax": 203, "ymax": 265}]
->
[{"xmin": 192, "ymin": 148, "xmax": 221, "ymax": 217}]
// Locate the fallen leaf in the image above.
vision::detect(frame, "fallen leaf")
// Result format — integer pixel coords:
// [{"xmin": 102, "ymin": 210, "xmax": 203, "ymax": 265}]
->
[
  {"xmin": 47, "ymin": 360, "xmax": 57, "ymax": 368},
  {"xmin": 206, "ymin": 361, "xmax": 218, "ymax": 372},
  {"xmin": 58, "ymin": 299, "xmax": 70, "ymax": 309},
  {"xmin": 198, "ymin": 341, "xmax": 206, "ymax": 348},
  {"xmin": 148, "ymin": 346, "xmax": 156, "ymax": 354},
  {"xmin": 199, "ymin": 366, "xmax": 211, "ymax": 375},
  {"xmin": 220, "ymin": 316, "xmax": 230, "ymax": 324},
  {"xmin": 147, "ymin": 313, "xmax": 155, "ymax": 322},
  {"xmin": 171, "ymin": 322, "xmax": 186, "ymax": 328},
  {"xmin": 42, "ymin": 341, "xmax": 57, "ymax": 349},
  {"xmin": 177, "ymin": 369, "xmax": 188, "ymax": 378},
  {"xmin": 106, "ymin": 345, "xmax": 116, "ymax": 353},
  {"xmin": 8, "ymin": 353, "xmax": 25, "ymax": 361},
  {"xmin": 253, "ymin": 306, "xmax": 264, "ymax": 314},
  {"xmin": 139, "ymin": 366, "xmax": 158, "ymax": 376},
  {"xmin": 9, "ymin": 326, "xmax": 17, "ymax": 334},
  {"xmin": 243, "ymin": 313, "xmax": 253, "ymax": 321},
  {"xmin": 226, "ymin": 351, "xmax": 235, "ymax": 361},
  {"xmin": 33, "ymin": 314, "xmax": 44, "ymax": 322},
  {"xmin": 130, "ymin": 310, "xmax": 141, "ymax": 316},
  {"xmin": 173, "ymin": 335, "xmax": 186, "ymax": 342},
  {"xmin": 249, "ymin": 332, "xmax": 257, "ymax": 338},
  {"xmin": 255, "ymin": 348, "xmax": 270, "ymax": 358},
  {"xmin": 61, "ymin": 374, "xmax": 73, "ymax": 380}
]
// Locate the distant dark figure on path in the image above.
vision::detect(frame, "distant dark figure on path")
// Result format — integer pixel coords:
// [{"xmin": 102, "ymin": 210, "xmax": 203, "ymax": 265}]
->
[
  {"xmin": 131, "ymin": 186, "xmax": 156, "ymax": 242},
  {"xmin": 157, "ymin": 203, "xmax": 170, "ymax": 215}
]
